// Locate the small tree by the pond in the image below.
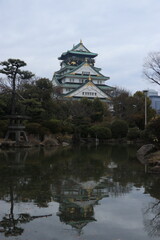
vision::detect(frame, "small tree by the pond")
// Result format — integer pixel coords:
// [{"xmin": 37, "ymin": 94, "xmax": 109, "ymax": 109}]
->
[{"xmin": 0, "ymin": 59, "xmax": 34, "ymax": 114}]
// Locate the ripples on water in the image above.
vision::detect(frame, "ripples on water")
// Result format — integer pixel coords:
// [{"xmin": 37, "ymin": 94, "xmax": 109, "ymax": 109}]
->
[{"xmin": 0, "ymin": 144, "xmax": 160, "ymax": 240}]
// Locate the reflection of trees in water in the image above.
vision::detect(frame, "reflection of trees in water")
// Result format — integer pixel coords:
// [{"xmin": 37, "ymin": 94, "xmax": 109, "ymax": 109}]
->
[
  {"xmin": 143, "ymin": 176, "xmax": 160, "ymax": 238},
  {"xmin": 0, "ymin": 212, "xmax": 52, "ymax": 237},
  {"xmin": 0, "ymin": 144, "xmax": 146, "ymax": 237},
  {"xmin": 0, "ymin": 183, "xmax": 52, "ymax": 237},
  {"xmin": 143, "ymin": 200, "xmax": 160, "ymax": 237}
]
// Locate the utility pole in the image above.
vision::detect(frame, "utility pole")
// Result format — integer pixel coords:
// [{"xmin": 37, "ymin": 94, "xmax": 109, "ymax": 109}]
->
[{"xmin": 143, "ymin": 90, "xmax": 148, "ymax": 127}]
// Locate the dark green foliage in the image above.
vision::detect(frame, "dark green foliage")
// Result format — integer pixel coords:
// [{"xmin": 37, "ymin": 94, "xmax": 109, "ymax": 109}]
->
[
  {"xmin": 146, "ymin": 117, "xmax": 160, "ymax": 142},
  {"xmin": 127, "ymin": 127, "xmax": 140, "ymax": 140},
  {"xmin": 0, "ymin": 59, "xmax": 34, "ymax": 81},
  {"xmin": 89, "ymin": 126, "xmax": 112, "ymax": 139},
  {"xmin": 25, "ymin": 122, "xmax": 49, "ymax": 140},
  {"xmin": 140, "ymin": 129, "xmax": 149, "ymax": 140},
  {"xmin": 0, "ymin": 59, "xmax": 34, "ymax": 115},
  {"xmin": 111, "ymin": 120, "xmax": 128, "ymax": 138},
  {"xmin": 20, "ymin": 78, "xmax": 55, "ymax": 120},
  {"xmin": 100, "ymin": 121, "xmax": 111, "ymax": 129},
  {"xmin": 0, "ymin": 93, "xmax": 11, "ymax": 117},
  {"xmin": 72, "ymin": 116, "xmax": 91, "ymax": 138},
  {"xmin": 91, "ymin": 98, "xmax": 104, "ymax": 122},
  {"xmin": 0, "ymin": 120, "xmax": 8, "ymax": 138},
  {"xmin": 61, "ymin": 121, "xmax": 73, "ymax": 134},
  {"xmin": 113, "ymin": 89, "xmax": 156, "ymax": 130},
  {"xmin": 43, "ymin": 119, "xmax": 62, "ymax": 134}
]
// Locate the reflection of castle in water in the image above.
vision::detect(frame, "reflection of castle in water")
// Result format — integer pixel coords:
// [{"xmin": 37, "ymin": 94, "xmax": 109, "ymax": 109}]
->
[
  {"xmin": 51, "ymin": 178, "xmax": 108, "ymax": 234},
  {"xmin": 51, "ymin": 173, "xmax": 132, "ymax": 233}
]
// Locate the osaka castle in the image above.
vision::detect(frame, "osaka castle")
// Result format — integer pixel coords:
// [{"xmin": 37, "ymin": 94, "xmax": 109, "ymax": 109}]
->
[{"xmin": 52, "ymin": 40, "xmax": 114, "ymax": 103}]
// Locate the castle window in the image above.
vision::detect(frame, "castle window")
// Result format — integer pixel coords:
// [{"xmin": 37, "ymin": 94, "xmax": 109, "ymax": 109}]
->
[
  {"xmin": 82, "ymin": 71, "xmax": 90, "ymax": 75},
  {"xmin": 70, "ymin": 79, "xmax": 74, "ymax": 82},
  {"xmin": 97, "ymin": 80, "xmax": 102, "ymax": 84}
]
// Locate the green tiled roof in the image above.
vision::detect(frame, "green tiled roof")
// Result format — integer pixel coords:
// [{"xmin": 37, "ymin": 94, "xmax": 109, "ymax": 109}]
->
[
  {"xmin": 58, "ymin": 74, "xmax": 109, "ymax": 80},
  {"xmin": 98, "ymin": 85, "xmax": 115, "ymax": 90},
  {"xmin": 70, "ymin": 50, "xmax": 97, "ymax": 56},
  {"xmin": 56, "ymin": 65, "xmax": 75, "ymax": 74},
  {"xmin": 58, "ymin": 50, "xmax": 97, "ymax": 60},
  {"xmin": 58, "ymin": 83, "xmax": 114, "ymax": 91},
  {"xmin": 61, "ymin": 83, "xmax": 81, "ymax": 88},
  {"xmin": 71, "ymin": 42, "xmax": 90, "ymax": 52},
  {"xmin": 59, "ymin": 61, "xmax": 106, "ymax": 79},
  {"xmin": 64, "ymin": 95, "xmax": 111, "ymax": 102}
]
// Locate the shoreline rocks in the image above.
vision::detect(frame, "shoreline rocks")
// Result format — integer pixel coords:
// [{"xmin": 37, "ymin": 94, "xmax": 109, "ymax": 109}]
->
[{"xmin": 137, "ymin": 144, "xmax": 160, "ymax": 173}]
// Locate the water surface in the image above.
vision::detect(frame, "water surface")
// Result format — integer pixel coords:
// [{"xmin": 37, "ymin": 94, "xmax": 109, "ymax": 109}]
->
[{"xmin": 0, "ymin": 144, "xmax": 160, "ymax": 240}]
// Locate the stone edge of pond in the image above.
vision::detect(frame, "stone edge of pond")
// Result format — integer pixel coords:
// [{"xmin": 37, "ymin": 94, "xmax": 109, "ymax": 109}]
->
[{"xmin": 137, "ymin": 144, "xmax": 160, "ymax": 173}]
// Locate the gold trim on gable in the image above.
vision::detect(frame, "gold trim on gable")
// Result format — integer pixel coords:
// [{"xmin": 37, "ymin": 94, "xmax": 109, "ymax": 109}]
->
[
  {"xmin": 86, "ymin": 82, "xmax": 94, "ymax": 86},
  {"xmin": 84, "ymin": 63, "xmax": 89, "ymax": 66}
]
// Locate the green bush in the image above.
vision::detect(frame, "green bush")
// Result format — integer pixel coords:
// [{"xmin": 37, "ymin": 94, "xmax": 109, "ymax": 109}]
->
[
  {"xmin": 43, "ymin": 119, "xmax": 62, "ymax": 134},
  {"xmin": 146, "ymin": 117, "xmax": 160, "ymax": 142},
  {"xmin": 127, "ymin": 127, "xmax": 140, "ymax": 140},
  {"xmin": 89, "ymin": 126, "xmax": 112, "ymax": 139},
  {"xmin": 0, "ymin": 120, "xmax": 8, "ymax": 138},
  {"xmin": 140, "ymin": 129, "xmax": 149, "ymax": 140},
  {"xmin": 61, "ymin": 122, "xmax": 73, "ymax": 134},
  {"xmin": 111, "ymin": 120, "xmax": 128, "ymax": 138},
  {"xmin": 100, "ymin": 121, "xmax": 111, "ymax": 129},
  {"xmin": 26, "ymin": 122, "xmax": 42, "ymax": 134},
  {"xmin": 26, "ymin": 122, "xmax": 49, "ymax": 140}
]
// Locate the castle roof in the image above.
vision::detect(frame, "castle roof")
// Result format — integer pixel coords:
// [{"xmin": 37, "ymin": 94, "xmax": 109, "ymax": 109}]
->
[{"xmin": 58, "ymin": 41, "xmax": 97, "ymax": 60}]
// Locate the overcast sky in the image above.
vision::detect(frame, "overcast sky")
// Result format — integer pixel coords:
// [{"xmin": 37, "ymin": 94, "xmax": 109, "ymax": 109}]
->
[{"xmin": 0, "ymin": 0, "xmax": 160, "ymax": 94}]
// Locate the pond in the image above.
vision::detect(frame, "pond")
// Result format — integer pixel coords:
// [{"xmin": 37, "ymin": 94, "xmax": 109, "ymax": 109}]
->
[{"xmin": 0, "ymin": 144, "xmax": 160, "ymax": 240}]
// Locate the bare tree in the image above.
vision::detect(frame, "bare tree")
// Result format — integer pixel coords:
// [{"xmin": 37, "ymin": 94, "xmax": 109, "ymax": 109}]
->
[
  {"xmin": 143, "ymin": 52, "xmax": 160, "ymax": 86},
  {"xmin": 143, "ymin": 200, "xmax": 160, "ymax": 237}
]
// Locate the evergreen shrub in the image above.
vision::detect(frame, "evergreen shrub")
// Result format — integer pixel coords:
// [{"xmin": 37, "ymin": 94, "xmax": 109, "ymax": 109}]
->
[
  {"xmin": 111, "ymin": 120, "xmax": 128, "ymax": 138},
  {"xmin": 89, "ymin": 126, "xmax": 112, "ymax": 139},
  {"xmin": 127, "ymin": 127, "xmax": 140, "ymax": 140},
  {"xmin": 0, "ymin": 120, "xmax": 8, "ymax": 138},
  {"xmin": 26, "ymin": 122, "xmax": 49, "ymax": 140},
  {"xmin": 43, "ymin": 119, "xmax": 61, "ymax": 134},
  {"xmin": 146, "ymin": 117, "xmax": 160, "ymax": 142}
]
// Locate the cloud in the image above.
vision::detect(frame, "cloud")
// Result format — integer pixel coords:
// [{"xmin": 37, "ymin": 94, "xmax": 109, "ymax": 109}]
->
[{"xmin": 0, "ymin": 0, "xmax": 160, "ymax": 93}]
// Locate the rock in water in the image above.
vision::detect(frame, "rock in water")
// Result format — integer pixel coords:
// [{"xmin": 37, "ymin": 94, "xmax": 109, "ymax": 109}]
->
[{"xmin": 136, "ymin": 144, "xmax": 156, "ymax": 164}]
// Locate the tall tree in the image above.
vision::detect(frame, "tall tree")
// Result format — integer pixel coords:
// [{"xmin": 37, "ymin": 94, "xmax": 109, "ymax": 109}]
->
[
  {"xmin": 113, "ymin": 89, "xmax": 156, "ymax": 129},
  {"xmin": 0, "ymin": 59, "xmax": 34, "ymax": 114},
  {"xmin": 20, "ymin": 78, "xmax": 55, "ymax": 120},
  {"xmin": 143, "ymin": 52, "xmax": 160, "ymax": 86}
]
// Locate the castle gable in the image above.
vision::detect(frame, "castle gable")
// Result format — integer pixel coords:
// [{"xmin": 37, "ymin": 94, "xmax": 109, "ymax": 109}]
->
[
  {"xmin": 65, "ymin": 81, "xmax": 111, "ymax": 100},
  {"xmin": 70, "ymin": 63, "xmax": 102, "ymax": 76},
  {"xmin": 72, "ymin": 42, "xmax": 90, "ymax": 52}
]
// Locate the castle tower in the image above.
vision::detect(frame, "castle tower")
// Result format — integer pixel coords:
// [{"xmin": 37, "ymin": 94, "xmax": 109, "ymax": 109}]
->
[{"xmin": 52, "ymin": 41, "xmax": 114, "ymax": 102}]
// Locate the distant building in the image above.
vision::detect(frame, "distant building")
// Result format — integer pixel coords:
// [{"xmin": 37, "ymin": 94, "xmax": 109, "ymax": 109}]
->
[
  {"xmin": 52, "ymin": 40, "xmax": 114, "ymax": 104},
  {"xmin": 146, "ymin": 89, "xmax": 160, "ymax": 114}
]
